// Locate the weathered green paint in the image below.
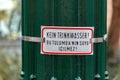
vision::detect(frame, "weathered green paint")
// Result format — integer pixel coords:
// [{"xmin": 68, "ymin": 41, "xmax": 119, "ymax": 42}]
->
[{"xmin": 22, "ymin": 0, "xmax": 107, "ymax": 80}]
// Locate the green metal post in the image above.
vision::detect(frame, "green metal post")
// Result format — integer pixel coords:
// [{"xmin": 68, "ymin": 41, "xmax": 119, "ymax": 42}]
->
[{"xmin": 22, "ymin": 0, "xmax": 107, "ymax": 80}]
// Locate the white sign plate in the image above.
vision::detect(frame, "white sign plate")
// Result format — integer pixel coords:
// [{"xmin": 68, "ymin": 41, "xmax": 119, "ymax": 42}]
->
[{"xmin": 41, "ymin": 26, "xmax": 94, "ymax": 55}]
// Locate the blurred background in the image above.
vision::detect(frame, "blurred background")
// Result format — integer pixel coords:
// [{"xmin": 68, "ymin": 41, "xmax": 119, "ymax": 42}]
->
[
  {"xmin": 0, "ymin": 0, "xmax": 21, "ymax": 80},
  {"xmin": 107, "ymin": 0, "xmax": 120, "ymax": 79},
  {"xmin": 0, "ymin": 0, "xmax": 120, "ymax": 80}
]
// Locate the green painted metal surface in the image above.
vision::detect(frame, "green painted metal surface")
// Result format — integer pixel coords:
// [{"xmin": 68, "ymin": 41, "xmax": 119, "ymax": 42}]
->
[{"xmin": 22, "ymin": 0, "xmax": 107, "ymax": 80}]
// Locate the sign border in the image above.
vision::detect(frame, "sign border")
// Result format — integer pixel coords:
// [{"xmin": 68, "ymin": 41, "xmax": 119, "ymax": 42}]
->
[{"xmin": 41, "ymin": 26, "xmax": 94, "ymax": 55}]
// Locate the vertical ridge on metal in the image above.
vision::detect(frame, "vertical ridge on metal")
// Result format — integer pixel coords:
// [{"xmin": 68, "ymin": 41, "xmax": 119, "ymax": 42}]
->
[
  {"xmin": 85, "ymin": 0, "xmax": 95, "ymax": 79},
  {"xmin": 95, "ymin": 0, "xmax": 107, "ymax": 79},
  {"xmin": 22, "ymin": 0, "xmax": 106, "ymax": 80}
]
